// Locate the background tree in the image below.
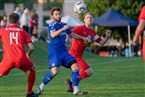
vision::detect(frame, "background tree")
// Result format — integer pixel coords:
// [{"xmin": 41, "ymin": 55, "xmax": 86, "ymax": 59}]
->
[
  {"xmin": 82, "ymin": 0, "xmax": 145, "ymax": 42},
  {"xmin": 0, "ymin": 0, "xmax": 37, "ymax": 10}
]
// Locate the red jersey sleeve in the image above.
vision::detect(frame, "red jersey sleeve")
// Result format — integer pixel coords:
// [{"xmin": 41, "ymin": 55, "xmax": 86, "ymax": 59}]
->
[
  {"xmin": 23, "ymin": 30, "xmax": 32, "ymax": 44},
  {"xmin": 72, "ymin": 26, "xmax": 82, "ymax": 35},
  {"xmin": 138, "ymin": 6, "xmax": 145, "ymax": 22}
]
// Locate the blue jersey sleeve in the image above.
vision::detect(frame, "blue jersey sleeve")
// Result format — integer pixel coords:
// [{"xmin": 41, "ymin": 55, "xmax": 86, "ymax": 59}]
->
[{"xmin": 48, "ymin": 23, "xmax": 56, "ymax": 34}]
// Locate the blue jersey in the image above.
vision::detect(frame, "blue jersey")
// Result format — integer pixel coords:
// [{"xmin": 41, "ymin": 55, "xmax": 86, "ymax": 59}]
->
[
  {"xmin": 48, "ymin": 21, "xmax": 72, "ymax": 52},
  {"xmin": 47, "ymin": 20, "xmax": 76, "ymax": 69}
]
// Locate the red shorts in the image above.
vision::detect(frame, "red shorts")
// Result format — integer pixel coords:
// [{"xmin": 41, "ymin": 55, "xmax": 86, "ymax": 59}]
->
[
  {"xmin": 0, "ymin": 58, "xmax": 34, "ymax": 76},
  {"xmin": 142, "ymin": 38, "xmax": 145, "ymax": 61},
  {"xmin": 75, "ymin": 57, "xmax": 90, "ymax": 73}
]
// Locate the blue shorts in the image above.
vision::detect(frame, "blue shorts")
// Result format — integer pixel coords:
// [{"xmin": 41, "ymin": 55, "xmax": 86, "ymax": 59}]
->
[{"xmin": 48, "ymin": 51, "xmax": 76, "ymax": 69}]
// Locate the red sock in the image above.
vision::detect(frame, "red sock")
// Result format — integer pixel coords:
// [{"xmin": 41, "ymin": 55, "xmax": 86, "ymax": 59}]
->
[
  {"xmin": 27, "ymin": 70, "xmax": 36, "ymax": 94},
  {"xmin": 79, "ymin": 72, "xmax": 89, "ymax": 80}
]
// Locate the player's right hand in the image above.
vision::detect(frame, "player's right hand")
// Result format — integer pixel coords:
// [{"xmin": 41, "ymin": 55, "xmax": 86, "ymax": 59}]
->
[
  {"xmin": 83, "ymin": 37, "xmax": 91, "ymax": 43},
  {"xmin": 62, "ymin": 25, "xmax": 69, "ymax": 31}
]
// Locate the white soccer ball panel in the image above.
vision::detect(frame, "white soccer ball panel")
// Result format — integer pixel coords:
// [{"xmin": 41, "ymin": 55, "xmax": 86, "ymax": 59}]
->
[{"xmin": 74, "ymin": 1, "xmax": 86, "ymax": 14}]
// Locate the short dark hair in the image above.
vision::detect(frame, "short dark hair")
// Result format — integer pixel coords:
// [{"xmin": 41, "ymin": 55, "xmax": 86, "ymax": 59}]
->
[
  {"xmin": 9, "ymin": 13, "xmax": 19, "ymax": 24},
  {"xmin": 51, "ymin": 7, "xmax": 61, "ymax": 15}
]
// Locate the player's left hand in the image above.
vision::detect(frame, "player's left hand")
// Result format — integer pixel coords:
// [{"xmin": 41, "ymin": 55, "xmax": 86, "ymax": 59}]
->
[
  {"xmin": 83, "ymin": 36, "xmax": 91, "ymax": 46},
  {"xmin": 106, "ymin": 29, "xmax": 112, "ymax": 37},
  {"xmin": 62, "ymin": 25, "xmax": 69, "ymax": 31},
  {"xmin": 133, "ymin": 35, "xmax": 139, "ymax": 44},
  {"xmin": 26, "ymin": 53, "xmax": 30, "ymax": 59},
  {"xmin": 83, "ymin": 37, "xmax": 91, "ymax": 43}
]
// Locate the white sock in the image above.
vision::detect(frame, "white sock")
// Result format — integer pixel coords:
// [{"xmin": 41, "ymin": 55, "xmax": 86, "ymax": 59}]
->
[
  {"xmin": 73, "ymin": 86, "xmax": 79, "ymax": 94},
  {"xmin": 39, "ymin": 83, "xmax": 45, "ymax": 90}
]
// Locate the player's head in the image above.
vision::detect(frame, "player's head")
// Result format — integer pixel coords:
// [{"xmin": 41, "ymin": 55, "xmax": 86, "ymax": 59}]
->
[
  {"xmin": 51, "ymin": 7, "xmax": 62, "ymax": 23},
  {"xmin": 9, "ymin": 13, "xmax": 19, "ymax": 24},
  {"xmin": 84, "ymin": 12, "xmax": 94, "ymax": 26},
  {"xmin": 3, "ymin": 15, "xmax": 7, "ymax": 20},
  {"xmin": 15, "ymin": 6, "xmax": 20, "ymax": 11}
]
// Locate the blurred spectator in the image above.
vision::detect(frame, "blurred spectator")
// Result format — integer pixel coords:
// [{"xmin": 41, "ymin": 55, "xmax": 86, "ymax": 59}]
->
[
  {"xmin": 14, "ymin": 6, "xmax": 22, "ymax": 22},
  {"xmin": 28, "ymin": 12, "xmax": 35, "ymax": 37},
  {"xmin": 0, "ymin": 15, "xmax": 8, "ymax": 28},
  {"xmin": 106, "ymin": 36, "xmax": 118, "ymax": 57},
  {"xmin": 33, "ymin": 9, "xmax": 39, "ymax": 31},
  {"xmin": 31, "ymin": 9, "xmax": 47, "ymax": 43},
  {"xmin": 20, "ymin": 8, "xmax": 30, "ymax": 32},
  {"xmin": 31, "ymin": 9, "xmax": 39, "ymax": 38},
  {"xmin": 117, "ymin": 38, "xmax": 125, "ymax": 56},
  {"xmin": 106, "ymin": 36, "xmax": 118, "ymax": 46},
  {"xmin": 130, "ymin": 40, "xmax": 140, "ymax": 56}
]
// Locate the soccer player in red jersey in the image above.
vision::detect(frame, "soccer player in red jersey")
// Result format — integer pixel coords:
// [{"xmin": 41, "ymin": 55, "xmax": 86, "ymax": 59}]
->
[
  {"xmin": 133, "ymin": 6, "xmax": 145, "ymax": 61},
  {"xmin": 65, "ymin": 12, "xmax": 111, "ymax": 92},
  {"xmin": 0, "ymin": 13, "xmax": 38, "ymax": 97}
]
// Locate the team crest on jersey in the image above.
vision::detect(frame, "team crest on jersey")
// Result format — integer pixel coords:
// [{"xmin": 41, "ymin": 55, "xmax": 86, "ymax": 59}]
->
[{"xmin": 52, "ymin": 63, "xmax": 55, "ymax": 67}]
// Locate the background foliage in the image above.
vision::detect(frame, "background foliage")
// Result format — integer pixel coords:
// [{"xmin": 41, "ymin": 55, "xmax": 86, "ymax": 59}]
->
[
  {"xmin": 82, "ymin": 0, "xmax": 145, "ymax": 42},
  {"xmin": 0, "ymin": 0, "xmax": 145, "ymax": 42}
]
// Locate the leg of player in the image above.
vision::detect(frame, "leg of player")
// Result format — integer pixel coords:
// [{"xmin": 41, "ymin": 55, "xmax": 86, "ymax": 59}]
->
[
  {"xmin": 38, "ymin": 67, "xmax": 58, "ymax": 95},
  {"xmin": 80, "ymin": 68, "xmax": 93, "ymax": 80},
  {"xmin": 71, "ymin": 63, "xmax": 88, "ymax": 95},
  {"xmin": 142, "ymin": 40, "xmax": 145, "ymax": 61},
  {"xmin": 65, "ymin": 68, "xmax": 93, "ymax": 93},
  {"xmin": 0, "ymin": 75, "xmax": 3, "ymax": 78},
  {"xmin": 26, "ymin": 64, "xmax": 39, "ymax": 97}
]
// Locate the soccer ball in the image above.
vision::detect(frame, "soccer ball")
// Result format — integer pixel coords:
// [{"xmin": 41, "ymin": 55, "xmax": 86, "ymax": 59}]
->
[{"xmin": 74, "ymin": 1, "xmax": 86, "ymax": 14}]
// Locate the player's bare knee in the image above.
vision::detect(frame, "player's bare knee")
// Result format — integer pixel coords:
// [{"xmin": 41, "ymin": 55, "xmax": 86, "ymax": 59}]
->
[
  {"xmin": 71, "ymin": 63, "xmax": 79, "ymax": 71},
  {"xmin": 51, "ymin": 67, "xmax": 59, "ymax": 75},
  {"xmin": 90, "ymin": 68, "xmax": 93, "ymax": 75},
  {"xmin": 86, "ymin": 68, "xmax": 93, "ymax": 76},
  {"xmin": 30, "ymin": 64, "xmax": 36, "ymax": 71}
]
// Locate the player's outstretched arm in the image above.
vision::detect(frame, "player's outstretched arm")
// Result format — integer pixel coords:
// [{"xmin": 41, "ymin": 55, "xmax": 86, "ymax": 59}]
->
[
  {"xmin": 26, "ymin": 43, "xmax": 34, "ymax": 58},
  {"xmin": 70, "ymin": 32, "xmax": 91, "ymax": 42},
  {"xmin": 51, "ymin": 25, "xmax": 69, "ymax": 38},
  {"xmin": 99, "ymin": 29, "xmax": 111, "ymax": 45},
  {"xmin": 133, "ymin": 19, "xmax": 145, "ymax": 43}
]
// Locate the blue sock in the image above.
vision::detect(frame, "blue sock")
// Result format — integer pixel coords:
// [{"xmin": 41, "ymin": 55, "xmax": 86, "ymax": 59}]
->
[
  {"xmin": 72, "ymin": 69, "xmax": 80, "ymax": 86},
  {"xmin": 42, "ymin": 71, "xmax": 55, "ymax": 85}
]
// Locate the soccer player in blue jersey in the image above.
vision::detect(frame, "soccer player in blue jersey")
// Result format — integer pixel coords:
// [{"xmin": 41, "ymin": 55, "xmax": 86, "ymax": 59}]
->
[{"xmin": 37, "ymin": 7, "xmax": 89, "ymax": 95}]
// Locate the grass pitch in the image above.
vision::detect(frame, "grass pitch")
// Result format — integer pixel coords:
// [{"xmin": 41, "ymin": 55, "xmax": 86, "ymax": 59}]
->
[{"xmin": 0, "ymin": 41, "xmax": 145, "ymax": 97}]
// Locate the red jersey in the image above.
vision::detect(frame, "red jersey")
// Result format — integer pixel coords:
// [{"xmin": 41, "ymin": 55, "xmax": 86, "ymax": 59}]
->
[
  {"xmin": 0, "ymin": 24, "xmax": 32, "ymax": 62},
  {"xmin": 69, "ymin": 25, "xmax": 101, "ymax": 57},
  {"xmin": 29, "ymin": 18, "xmax": 35, "ymax": 27},
  {"xmin": 138, "ymin": 6, "xmax": 145, "ymax": 22}
]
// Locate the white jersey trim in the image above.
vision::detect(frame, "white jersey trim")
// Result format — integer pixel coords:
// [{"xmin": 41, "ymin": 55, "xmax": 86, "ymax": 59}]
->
[{"xmin": 93, "ymin": 35, "xmax": 99, "ymax": 41}]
